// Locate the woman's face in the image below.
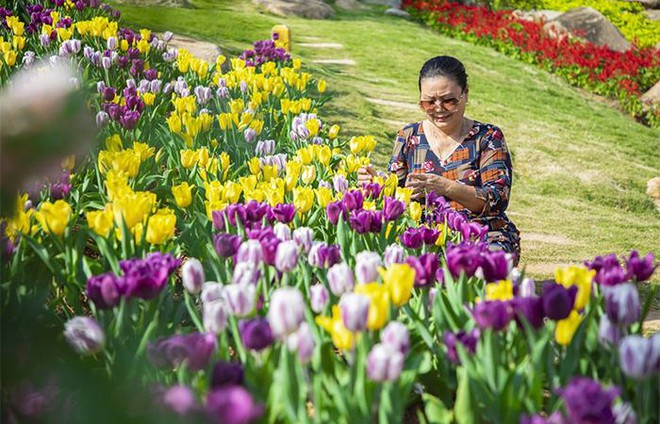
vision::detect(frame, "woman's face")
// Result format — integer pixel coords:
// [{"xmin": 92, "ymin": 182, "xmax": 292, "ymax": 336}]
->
[{"xmin": 419, "ymin": 75, "xmax": 467, "ymax": 131}]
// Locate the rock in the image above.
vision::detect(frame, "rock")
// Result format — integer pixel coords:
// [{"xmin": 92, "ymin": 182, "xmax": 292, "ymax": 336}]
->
[
  {"xmin": 165, "ymin": 34, "xmax": 222, "ymax": 64},
  {"xmin": 252, "ymin": 0, "xmax": 334, "ymax": 20},
  {"xmin": 543, "ymin": 7, "xmax": 631, "ymax": 52},
  {"xmin": 385, "ymin": 8, "xmax": 410, "ymax": 18},
  {"xmin": 641, "ymin": 80, "xmax": 660, "ymax": 110},
  {"xmin": 512, "ymin": 9, "xmax": 563, "ymax": 23},
  {"xmin": 335, "ymin": 0, "xmax": 363, "ymax": 10},
  {"xmin": 647, "ymin": 177, "xmax": 660, "ymax": 212},
  {"xmin": 647, "ymin": 9, "xmax": 660, "ymax": 21},
  {"xmin": 362, "ymin": 0, "xmax": 401, "ymax": 6},
  {"xmin": 622, "ymin": 0, "xmax": 660, "ymax": 9}
]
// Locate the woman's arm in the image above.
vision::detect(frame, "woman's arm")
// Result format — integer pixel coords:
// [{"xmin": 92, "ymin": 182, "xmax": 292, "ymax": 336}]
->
[{"xmin": 407, "ymin": 174, "xmax": 486, "ymax": 213}]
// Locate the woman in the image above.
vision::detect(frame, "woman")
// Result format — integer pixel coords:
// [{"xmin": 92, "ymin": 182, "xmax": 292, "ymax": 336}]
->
[{"xmin": 358, "ymin": 56, "xmax": 521, "ymax": 264}]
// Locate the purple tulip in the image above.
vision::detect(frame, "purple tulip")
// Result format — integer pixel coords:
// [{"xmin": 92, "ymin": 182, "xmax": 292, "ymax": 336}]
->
[
  {"xmin": 272, "ymin": 223, "xmax": 291, "ymax": 241},
  {"xmin": 381, "ymin": 321, "xmax": 410, "ymax": 354},
  {"xmin": 520, "ymin": 413, "xmax": 567, "ymax": 424},
  {"xmin": 511, "ymin": 296, "xmax": 545, "ymax": 329},
  {"xmin": 119, "ymin": 109, "xmax": 140, "ymax": 130},
  {"xmin": 618, "ymin": 335, "xmax": 658, "ymax": 379},
  {"xmin": 384, "ymin": 244, "xmax": 406, "ymax": 267},
  {"xmin": 326, "ymin": 201, "xmax": 342, "ymax": 225},
  {"xmin": 236, "ymin": 240, "xmax": 264, "ymax": 266},
  {"xmin": 310, "ymin": 284, "xmax": 329, "ymax": 313},
  {"xmin": 443, "ymin": 329, "xmax": 480, "ymax": 365},
  {"xmin": 225, "ymin": 204, "xmax": 248, "ymax": 227},
  {"xmin": 120, "ymin": 252, "xmax": 180, "ymax": 300},
  {"xmin": 460, "ymin": 221, "xmax": 487, "ymax": 242},
  {"xmin": 286, "ymin": 322, "xmax": 316, "ymax": 364},
  {"xmin": 214, "ymin": 233, "xmax": 243, "ymax": 258},
  {"xmin": 267, "ymin": 288, "xmax": 305, "ymax": 338},
  {"xmin": 541, "ymin": 281, "xmax": 577, "ymax": 321},
  {"xmin": 272, "ymin": 203, "xmax": 295, "ymax": 224},
  {"xmin": 355, "ymin": 251, "xmax": 382, "ymax": 284},
  {"xmin": 406, "ymin": 253, "xmax": 438, "ymax": 287},
  {"xmin": 231, "ymin": 262, "xmax": 260, "ymax": 286},
  {"xmin": 181, "ymin": 258, "xmax": 205, "ymax": 295},
  {"xmin": 586, "ymin": 254, "xmax": 627, "ymax": 286},
  {"xmin": 211, "ymin": 360, "xmax": 244, "ymax": 389},
  {"xmin": 63, "ymin": 317, "xmax": 105, "ymax": 355},
  {"xmin": 161, "ymin": 385, "xmax": 198, "ymax": 416},
  {"xmin": 274, "ymin": 240, "xmax": 299, "ymax": 273},
  {"xmin": 445, "ymin": 243, "xmax": 483, "ymax": 279},
  {"xmin": 349, "ymin": 209, "xmax": 381, "ymax": 234},
  {"xmin": 420, "ymin": 226, "xmax": 440, "ymax": 245},
  {"xmin": 598, "ymin": 315, "xmax": 622, "ymax": 347},
  {"xmin": 206, "ymin": 386, "xmax": 264, "ymax": 424},
  {"xmin": 86, "ymin": 272, "xmax": 122, "ymax": 309},
  {"xmin": 399, "ymin": 228, "xmax": 424, "ymax": 249},
  {"xmin": 147, "ymin": 332, "xmax": 217, "ymax": 371},
  {"xmin": 479, "ymin": 250, "xmax": 512, "ymax": 283},
  {"xmin": 556, "ymin": 377, "xmax": 620, "ymax": 424},
  {"xmin": 292, "ymin": 227, "xmax": 314, "ymax": 254},
  {"xmin": 308, "ymin": 242, "xmax": 341, "ymax": 269},
  {"xmin": 342, "ymin": 190, "xmax": 364, "ymax": 212},
  {"xmin": 96, "ymin": 110, "xmax": 110, "ymax": 128},
  {"xmin": 245, "ymin": 201, "xmax": 270, "ymax": 223},
  {"xmin": 327, "ymin": 262, "xmax": 355, "ymax": 295},
  {"xmin": 238, "ymin": 318, "xmax": 274, "ymax": 351},
  {"xmin": 224, "ymin": 284, "xmax": 256, "ymax": 317},
  {"xmin": 624, "ymin": 250, "xmax": 656, "ymax": 282},
  {"xmin": 339, "ymin": 293, "xmax": 370, "ymax": 332},
  {"xmin": 602, "ymin": 283, "xmax": 640, "ymax": 326},
  {"xmin": 367, "ymin": 343, "xmax": 405, "ymax": 382},
  {"xmin": 471, "ymin": 301, "xmax": 513, "ymax": 331}
]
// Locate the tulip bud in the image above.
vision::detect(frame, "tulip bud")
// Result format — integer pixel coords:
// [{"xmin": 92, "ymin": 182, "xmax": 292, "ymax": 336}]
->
[
  {"xmin": 381, "ymin": 321, "xmax": 410, "ymax": 354},
  {"xmin": 619, "ymin": 335, "xmax": 657, "ymax": 379},
  {"xmin": 310, "ymin": 284, "xmax": 329, "ymax": 313},
  {"xmin": 203, "ymin": 298, "xmax": 229, "ymax": 334},
  {"xmin": 232, "ymin": 262, "xmax": 260, "ymax": 286},
  {"xmin": 384, "ymin": 244, "xmax": 406, "ymax": 267},
  {"xmin": 161, "ymin": 385, "xmax": 198, "ymax": 416},
  {"xmin": 107, "ymin": 36, "xmax": 118, "ymax": 51},
  {"xmin": 95, "ymin": 110, "xmax": 110, "ymax": 128},
  {"xmin": 332, "ymin": 174, "xmax": 348, "ymax": 193},
  {"xmin": 518, "ymin": 277, "xmax": 536, "ymax": 297},
  {"xmin": 236, "ymin": 240, "xmax": 264, "ymax": 266},
  {"xmin": 287, "ymin": 322, "xmax": 316, "ymax": 363},
  {"xmin": 267, "ymin": 287, "xmax": 305, "ymax": 338},
  {"xmin": 86, "ymin": 272, "xmax": 121, "ymax": 309},
  {"xmin": 163, "ymin": 31, "xmax": 174, "ymax": 42},
  {"xmin": 292, "ymin": 227, "xmax": 314, "ymax": 254},
  {"xmin": 598, "ymin": 315, "xmax": 622, "ymax": 347},
  {"xmin": 273, "ymin": 222, "xmax": 292, "ymax": 241},
  {"xmin": 366, "ymin": 343, "xmax": 404, "ymax": 382},
  {"xmin": 201, "ymin": 282, "xmax": 225, "ymax": 304},
  {"xmin": 274, "ymin": 240, "xmax": 299, "ymax": 273},
  {"xmin": 244, "ymin": 128, "xmax": 256, "ymax": 143},
  {"xmin": 224, "ymin": 284, "xmax": 257, "ymax": 317},
  {"xmin": 327, "ymin": 262, "xmax": 355, "ymax": 296},
  {"xmin": 339, "ymin": 293, "xmax": 370, "ymax": 332},
  {"xmin": 239, "ymin": 318, "xmax": 274, "ymax": 351},
  {"xmin": 211, "ymin": 360, "xmax": 244, "ymax": 389},
  {"xmin": 355, "ymin": 251, "xmax": 382, "ymax": 284},
  {"xmin": 602, "ymin": 283, "xmax": 640, "ymax": 326},
  {"xmin": 181, "ymin": 258, "xmax": 204, "ymax": 295},
  {"xmin": 63, "ymin": 316, "xmax": 106, "ymax": 355}
]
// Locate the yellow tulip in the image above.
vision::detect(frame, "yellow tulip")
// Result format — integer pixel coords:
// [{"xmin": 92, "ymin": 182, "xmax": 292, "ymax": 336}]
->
[
  {"xmin": 317, "ymin": 79, "xmax": 327, "ymax": 93},
  {"xmin": 142, "ymin": 92, "xmax": 155, "ymax": 106},
  {"xmin": 248, "ymin": 157, "xmax": 261, "ymax": 175},
  {"xmin": 5, "ymin": 194, "xmax": 34, "ymax": 240},
  {"xmin": 305, "ymin": 119, "xmax": 320, "ymax": 137},
  {"xmin": 204, "ymin": 180, "xmax": 224, "ymax": 203},
  {"xmin": 316, "ymin": 305, "xmax": 356, "ymax": 351},
  {"xmin": 262, "ymin": 165, "xmax": 278, "ymax": 182},
  {"xmin": 180, "ymin": 149, "xmax": 197, "ymax": 169},
  {"xmin": 86, "ymin": 205, "xmax": 114, "ymax": 238},
  {"xmin": 105, "ymin": 134, "xmax": 123, "ymax": 151},
  {"xmin": 238, "ymin": 175, "xmax": 258, "ymax": 192},
  {"xmin": 223, "ymin": 181, "xmax": 243, "ymax": 203},
  {"xmin": 354, "ymin": 283, "xmax": 390, "ymax": 330},
  {"xmin": 379, "ymin": 263, "xmax": 415, "ymax": 307},
  {"xmin": 61, "ymin": 155, "xmax": 76, "ymax": 171},
  {"xmin": 555, "ymin": 265, "xmax": 594, "ymax": 310},
  {"xmin": 396, "ymin": 187, "xmax": 413, "ymax": 205},
  {"xmin": 146, "ymin": 209, "xmax": 176, "ymax": 245},
  {"xmin": 35, "ymin": 200, "xmax": 72, "ymax": 236},
  {"xmin": 105, "ymin": 170, "xmax": 131, "ymax": 200},
  {"xmin": 301, "ymin": 165, "xmax": 316, "ymax": 185},
  {"xmin": 293, "ymin": 187, "xmax": 314, "ymax": 215},
  {"xmin": 555, "ymin": 310, "xmax": 583, "ymax": 346},
  {"xmin": 485, "ymin": 280, "xmax": 514, "ymax": 302},
  {"xmin": 3, "ymin": 50, "xmax": 17, "ymax": 67},
  {"xmin": 167, "ymin": 114, "xmax": 182, "ymax": 134},
  {"xmin": 315, "ymin": 187, "xmax": 333, "ymax": 208},
  {"xmin": 296, "ymin": 147, "xmax": 314, "ymax": 165},
  {"xmin": 409, "ymin": 201, "xmax": 422, "ymax": 221},
  {"xmin": 328, "ymin": 124, "xmax": 340, "ymax": 140},
  {"xmin": 317, "ymin": 145, "xmax": 332, "ymax": 165},
  {"xmin": 172, "ymin": 182, "xmax": 193, "ymax": 208},
  {"xmin": 112, "ymin": 191, "xmax": 156, "ymax": 230},
  {"xmin": 132, "ymin": 142, "xmax": 155, "ymax": 162}
]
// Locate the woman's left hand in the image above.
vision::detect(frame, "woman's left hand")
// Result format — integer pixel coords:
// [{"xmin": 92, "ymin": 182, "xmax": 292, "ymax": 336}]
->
[{"xmin": 406, "ymin": 173, "xmax": 450, "ymax": 200}]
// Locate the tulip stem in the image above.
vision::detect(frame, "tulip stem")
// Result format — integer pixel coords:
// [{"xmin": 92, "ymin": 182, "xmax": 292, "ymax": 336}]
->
[
  {"xmin": 184, "ymin": 291, "xmax": 204, "ymax": 333},
  {"xmin": 230, "ymin": 316, "xmax": 247, "ymax": 364}
]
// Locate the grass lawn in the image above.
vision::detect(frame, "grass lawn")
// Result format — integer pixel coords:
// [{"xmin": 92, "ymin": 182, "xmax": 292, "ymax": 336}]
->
[{"xmin": 112, "ymin": 0, "xmax": 660, "ymax": 281}]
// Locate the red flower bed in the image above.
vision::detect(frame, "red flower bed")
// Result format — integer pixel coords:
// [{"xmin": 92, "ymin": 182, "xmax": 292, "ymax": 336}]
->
[{"xmin": 403, "ymin": 0, "xmax": 660, "ymax": 126}]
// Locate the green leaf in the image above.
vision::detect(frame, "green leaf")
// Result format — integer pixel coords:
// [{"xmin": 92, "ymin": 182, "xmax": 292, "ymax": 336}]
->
[
  {"xmin": 423, "ymin": 393, "xmax": 453, "ymax": 424},
  {"xmin": 454, "ymin": 367, "xmax": 477, "ymax": 424}
]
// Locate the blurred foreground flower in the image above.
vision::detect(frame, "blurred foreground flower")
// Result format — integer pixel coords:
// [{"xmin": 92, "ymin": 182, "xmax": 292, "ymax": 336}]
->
[{"xmin": 63, "ymin": 317, "xmax": 105, "ymax": 355}]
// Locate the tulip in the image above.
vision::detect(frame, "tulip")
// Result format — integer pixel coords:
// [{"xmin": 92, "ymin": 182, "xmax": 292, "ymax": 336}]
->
[
  {"xmin": 332, "ymin": 174, "xmax": 348, "ymax": 193},
  {"xmin": 556, "ymin": 377, "xmax": 620, "ymax": 424},
  {"xmin": 292, "ymin": 227, "xmax": 314, "ymax": 253},
  {"xmin": 147, "ymin": 332, "xmax": 216, "ymax": 371},
  {"xmin": 120, "ymin": 253, "xmax": 180, "ymax": 300},
  {"xmin": 232, "ymin": 262, "xmax": 260, "ymax": 286},
  {"xmin": 624, "ymin": 250, "xmax": 656, "ymax": 282},
  {"xmin": 518, "ymin": 277, "xmax": 536, "ymax": 297},
  {"xmin": 35, "ymin": 200, "xmax": 72, "ymax": 236},
  {"xmin": 224, "ymin": 284, "xmax": 257, "ymax": 317},
  {"xmin": 511, "ymin": 296, "xmax": 545, "ymax": 329},
  {"xmin": 349, "ymin": 209, "xmax": 382, "ymax": 234},
  {"xmin": 272, "ymin": 203, "xmax": 296, "ymax": 223},
  {"xmin": 342, "ymin": 190, "xmax": 364, "ymax": 211},
  {"xmin": 339, "ymin": 293, "xmax": 371, "ymax": 332},
  {"xmin": 555, "ymin": 310, "xmax": 583, "ymax": 346},
  {"xmin": 479, "ymin": 250, "xmax": 512, "ymax": 283},
  {"xmin": 213, "ymin": 233, "xmax": 242, "ymax": 258},
  {"xmin": 206, "ymin": 386, "xmax": 264, "ymax": 424},
  {"xmin": 405, "ymin": 253, "xmax": 437, "ymax": 287},
  {"xmin": 554, "ymin": 265, "xmax": 594, "ymax": 310},
  {"xmin": 203, "ymin": 298, "xmax": 229, "ymax": 334},
  {"xmin": 63, "ymin": 317, "xmax": 105, "ymax": 355},
  {"xmin": 598, "ymin": 315, "xmax": 622, "ymax": 347},
  {"xmin": 287, "ymin": 322, "xmax": 316, "ymax": 363},
  {"xmin": 381, "ymin": 321, "xmax": 410, "ymax": 354},
  {"xmin": 86, "ymin": 272, "xmax": 122, "ymax": 309},
  {"xmin": 96, "ymin": 110, "xmax": 110, "ymax": 128},
  {"xmin": 238, "ymin": 318, "xmax": 274, "ymax": 351},
  {"xmin": 612, "ymin": 403, "xmax": 637, "ymax": 424},
  {"xmin": 310, "ymin": 284, "xmax": 329, "ymax": 313},
  {"xmin": 445, "ymin": 242, "xmax": 483, "ymax": 278},
  {"xmin": 160, "ymin": 385, "xmax": 198, "ymax": 416},
  {"xmin": 181, "ymin": 258, "xmax": 204, "ymax": 295},
  {"xmin": 420, "ymin": 226, "xmax": 440, "ymax": 245},
  {"xmin": 211, "ymin": 360, "xmax": 244, "ymax": 389},
  {"xmin": 586, "ymin": 253, "xmax": 626, "ymax": 286},
  {"xmin": 354, "ymin": 283, "xmax": 390, "ymax": 330},
  {"xmin": 602, "ymin": 283, "xmax": 640, "ymax": 326},
  {"xmin": 443, "ymin": 329, "xmax": 480, "ymax": 365},
  {"xmin": 236, "ymin": 240, "xmax": 264, "ymax": 266},
  {"xmin": 315, "ymin": 305, "xmax": 356, "ymax": 351},
  {"xmin": 384, "ymin": 244, "xmax": 406, "ymax": 267},
  {"xmin": 355, "ymin": 251, "xmax": 382, "ymax": 284},
  {"xmin": 485, "ymin": 279, "xmax": 514, "ymax": 302},
  {"xmin": 471, "ymin": 300, "xmax": 513, "ymax": 331},
  {"xmin": 399, "ymin": 228, "xmax": 424, "ymax": 249},
  {"xmin": 618, "ymin": 335, "xmax": 656, "ymax": 379},
  {"xmin": 379, "ymin": 263, "xmax": 415, "ymax": 306},
  {"xmin": 172, "ymin": 182, "xmax": 193, "ymax": 208},
  {"xmin": 267, "ymin": 287, "xmax": 305, "ymax": 338},
  {"xmin": 201, "ymin": 282, "xmax": 225, "ymax": 304},
  {"xmin": 383, "ymin": 196, "xmax": 405, "ymax": 221},
  {"xmin": 541, "ymin": 281, "xmax": 577, "ymax": 321},
  {"xmin": 308, "ymin": 242, "xmax": 341, "ymax": 269},
  {"xmin": 325, "ymin": 201, "xmax": 342, "ymax": 225},
  {"xmin": 327, "ymin": 262, "xmax": 355, "ymax": 296},
  {"xmin": 366, "ymin": 343, "xmax": 405, "ymax": 382},
  {"xmin": 273, "ymin": 222, "xmax": 291, "ymax": 241},
  {"xmin": 274, "ymin": 240, "xmax": 299, "ymax": 273}
]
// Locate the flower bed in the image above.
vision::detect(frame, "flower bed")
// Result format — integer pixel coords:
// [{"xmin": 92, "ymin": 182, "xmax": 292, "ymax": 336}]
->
[
  {"xmin": 402, "ymin": 0, "xmax": 660, "ymax": 127},
  {"xmin": 1, "ymin": 1, "xmax": 659, "ymax": 423}
]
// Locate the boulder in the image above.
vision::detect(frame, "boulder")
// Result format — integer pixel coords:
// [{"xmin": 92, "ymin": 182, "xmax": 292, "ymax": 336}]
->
[
  {"xmin": 252, "ymin": 0, "xmax": 334, "ymax": 20},
  {"xmin": 641, "ymin": 80, "xmax": 660, "ymax": 111},
  {"xmin": 335, "ymin": 0, "xmax": 363, "ymax": 10},
  {"xmin": 622, "ymin": 0, "xmax": 660, "ymax": 9},
  {"xmin": 512, "ymin": 9, "xmax": 563, "ymax": 23},
  {"xmin": 647, "ymin": 9, "xmax": 660, "ymax": 21},
  {"xmin": 385, "ymin": 8, "xmax": 410, "ymax": 18},
  {"xmin": 543, "ymin": 7, "xmax": 631, "ymax": 52}
]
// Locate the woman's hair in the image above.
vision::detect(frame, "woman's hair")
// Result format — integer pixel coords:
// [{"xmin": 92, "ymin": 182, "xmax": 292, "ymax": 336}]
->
[{"xmin": 418, "ymin": 56, "xmax": 468, "ymax": 91}]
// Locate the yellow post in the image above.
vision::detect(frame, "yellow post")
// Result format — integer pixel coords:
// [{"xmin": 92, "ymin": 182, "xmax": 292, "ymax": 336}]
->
[{"xmin": 271, "ymin": 25, "xmax": 291, "ymax": 52}]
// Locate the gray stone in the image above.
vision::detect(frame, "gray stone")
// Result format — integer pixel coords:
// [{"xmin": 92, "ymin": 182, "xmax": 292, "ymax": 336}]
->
[
  {"xmin": 641, "ymin": 80, "xmax": 660, "ymax": 111},
  {"xmin": 362, "ymin": 0, "xmax": 401, "ymax": 7},
  {"xmin": 252, "ymin": 0, "xmax": 334, "ymax": 20},
  {"xmin": 335, "ymin": 0, "xmax": 364, "ymax": 10},
  {"xmin": 647, "ymin": 9, "xmax": 660, "ymax": 21},
  {"xmin": 543, "ymin": 7, "xmax": 631, "ymax": 52},
  {"xmin": 622, "ymin": 0, "xmax": 660, "ymax": 9},
  {"xmin": 385, "ymin": 8, "xmax": 410, "ymax": 18},
  {"xmin": 512, "ymin": 9, "xmax": 563, "ymax": 23}
]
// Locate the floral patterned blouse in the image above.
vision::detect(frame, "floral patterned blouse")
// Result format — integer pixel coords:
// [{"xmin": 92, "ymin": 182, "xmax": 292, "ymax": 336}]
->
[{"xmin": 389, "ymin": 120, "xmax": 521, "ymax": 262}]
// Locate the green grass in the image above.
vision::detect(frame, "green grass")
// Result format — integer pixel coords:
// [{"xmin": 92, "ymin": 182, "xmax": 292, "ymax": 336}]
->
[{"xmin": 112, "ymin": 0, "xmax": 660, "ymax": 281}]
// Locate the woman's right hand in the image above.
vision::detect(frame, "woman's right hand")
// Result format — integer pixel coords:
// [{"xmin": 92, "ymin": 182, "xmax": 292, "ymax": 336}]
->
[{"xmin": 357, "ymin": 166, "xmax": 377, "ymax": 186}]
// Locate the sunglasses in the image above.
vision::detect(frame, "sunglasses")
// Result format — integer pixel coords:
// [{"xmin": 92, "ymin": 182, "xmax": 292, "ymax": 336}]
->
[{"xmin": 420, "ymin": 90, "xmax": 466, "ymax": 111}]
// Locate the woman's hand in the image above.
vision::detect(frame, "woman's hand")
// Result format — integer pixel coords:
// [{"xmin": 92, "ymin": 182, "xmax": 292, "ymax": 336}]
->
[
  {"xmin": 406, "ymin": 173, "xmax": 450, "ymax": 200},
  {"xmin": 357, "ymin": 166, "xmax": 377, "ymax": 186}
]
